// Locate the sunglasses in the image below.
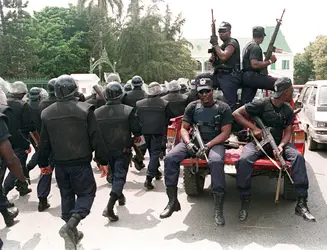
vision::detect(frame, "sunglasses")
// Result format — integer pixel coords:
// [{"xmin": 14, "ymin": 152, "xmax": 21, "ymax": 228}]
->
[
  {"xmin": 218, "ymin": 29, "xmax": 228, "ymax": 33},
  {"xmin": 198, "ymin": 89, "xmax": 212, "ymax": 95}
]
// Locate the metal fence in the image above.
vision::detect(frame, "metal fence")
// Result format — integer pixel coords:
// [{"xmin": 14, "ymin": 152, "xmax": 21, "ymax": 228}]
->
[{"xmin": 5, "ymin": 79, "xmax": 48, "ymax": 90}]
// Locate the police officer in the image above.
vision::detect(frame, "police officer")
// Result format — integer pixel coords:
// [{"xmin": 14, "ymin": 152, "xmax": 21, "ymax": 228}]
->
[
  {"xmin": 95, "ymin": 82, "xmax": 142, "ymax": 221},
  {"xmin": 209, "ymin": 21, "xmax": 241, "ymax": 112},
  {"xmin": 34, "ymin": 79, "xmax": 57, "ymax": 212},
  {"xmin": 106, "ymin": 73, "xmax": 121, "ymax": 84},
  {"xmin": 38, "ymin": 75, "xmax": 108, "ymax": 248},
  {"xmin": 86, "ymin": 85, "xmax": 106, "ymax": 109},
  {"xmin": 136, "ymin": 82, "xmax": 173, "ymax": 189},
  {"xmin": 233, "ymin": 77, "xmax": 315, "ymax": 222},
  {"xmin": 160, "ymin": 77, "xmax": 233, "ymax": 227},
  {"xmin": 122, "ymin": 75, "xmax": 147, "ymax": 171},
  {"xmin": 240, "ymin": 26, "xmax": 277, "ymax": 104},
  {"xmin": 160, "ymin": 84, "xmax": 168, "ymax": 97},
  {"xmin": 179, "ymin": 83, "xmax": 188, "ymax": 94},
  {"xmin": 185, "ymin": 79, "xmax": 198, "ymax": 105},
  {"xmin": 4, "ymin": 81, "xmax": 36, "ymax": 196},
  {"xmin": 0, "ymin": 109, "xmax": 29, "ymax": 228}
]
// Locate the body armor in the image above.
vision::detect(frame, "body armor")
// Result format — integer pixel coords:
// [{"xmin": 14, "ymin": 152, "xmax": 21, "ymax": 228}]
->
[
  {"xmin": 161, "ymin": 92, "xmax": 187, "ymax": 118},
  {"xmin": 123, "ymin": 88, "xmax": 147, "ymax": 108}
]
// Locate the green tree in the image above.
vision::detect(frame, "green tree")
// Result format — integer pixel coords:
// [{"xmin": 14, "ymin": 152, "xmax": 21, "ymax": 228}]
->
[
  {"xmin": 311, "ymin": 36, "xmax": 327, "ymax": 80},
  {"xmin": 293, "ymin": 48, "xmax": 315, "ymax": 85}
]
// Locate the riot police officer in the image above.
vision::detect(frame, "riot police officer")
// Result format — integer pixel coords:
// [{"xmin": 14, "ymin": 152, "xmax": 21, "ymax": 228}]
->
[
  {"xmin": 124, "ymin": 83, "xmax": 133, "ymax": 92},
  {"xmin": 4, "ymin": 81, "xmax": 36, "ymax": 196},
  {"xmin": 179, "ymin": 83, "xmax": 188, "ymax": 94},
  {"xmin": 38, "ymin": 75, "xmax": 108, "ymax": 249},
  {"xmin": 233, "ymin": 77, "xmax": 315, "ymax": 222},
  {"xmin": 122, "ymin": 75, "xmax": 147, "ymax": 171},
  {"xmin": 160, "ymin": 77, "xmax": 233, "ymax": 227},
  {"xmin": 86, "ymin": 85, "xmax": 106, "ymax": 109},
  {"xmin": 95, "ymin": 82, "xmax": 142, "ymax": 222},
  {"xmin": 209, "ymin": 21, "xmax": 241, "ymax": 112},
  {"xmin": 34, "ymin": 79, "xmax": 57, "ymax": 212},
  {"xmin": 136, "ymin": 82, "xmax": 173, "ymax": 189},
  {"xmin": 0, "ymin": 107, "xmax": 29, "ymax": 228},
  {"xmin": 240, "ymin": 26, "xmax": 277, "ymax": 104}
]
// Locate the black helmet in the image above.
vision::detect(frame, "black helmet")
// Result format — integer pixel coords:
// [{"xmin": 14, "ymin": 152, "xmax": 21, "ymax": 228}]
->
[
  {"xmin": 131, "ymin": 75, "xmax": 143, "ymax": 87},
  {"xmin": 48, "ymin": 78, "xmax": 57, "ymax": 94},
  {"xmin": 105, "ymin": 81, "xmax": 123, "ymax": 100},
  {"xmin": 124, "ymin": 83, "xmax": 133, "ymax": 92},
  {"xmin": 55, "ymin": 75, "xmax": 78, "ymax": 100},
  {"xmin": 29, "ymin": 87, "xmax": 41, "ymax": 101}
]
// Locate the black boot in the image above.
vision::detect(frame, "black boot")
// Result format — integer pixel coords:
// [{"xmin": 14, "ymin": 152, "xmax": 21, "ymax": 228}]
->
[
  {"xmin": 132, "ymin": 157, "xmax": 145, "ymax": 171},
  {"xmin": 73, "ymin": 228, "xmax": 84, "ymax": 244},
  {"xmin": 160, "ymin": 187, "xmax": 181, "ymax": 219},
  {"xmin": 7, "ymin": 201, "xmax": 15, "ymax": 208},
  {"xmin": 155, "ymin": 169, "xmax": 163, "ymax": 180},
  {"xmin": 1, "ymin": 207, "xmax": 19, "ymax": 227},
  {"xmin": 238, "ymin": 196, "xmax": 250, "ymax": 222},
  {"xmin": 144, "ymin": 176, "xmax": 154, "ymax": 190},
  {"xmin": 38, "ymin": 197, "xmax": 50, "ymax": 212},
  {"xmin": 59, "ymin": 213, "xmax": 82, "ymax": 250},
  {"xmin": 295, "ymin": 196, "xmax": 316, "ymax": 222},
  {"xmin": 102, "ymin": 194, "xmax": 119, "ymax": 221},
  {"xmin": 118, "ymin": 194, "xmax": 126, "ymax": 206},
  {"xmin": 213, "ymin": 193, "xmax": 225, "ymax": 226}
]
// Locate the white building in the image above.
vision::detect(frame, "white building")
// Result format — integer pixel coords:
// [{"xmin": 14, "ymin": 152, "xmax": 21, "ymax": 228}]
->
[{"xmin": 188, "ymin": 27, "xmax": 294, "ymax": 80}]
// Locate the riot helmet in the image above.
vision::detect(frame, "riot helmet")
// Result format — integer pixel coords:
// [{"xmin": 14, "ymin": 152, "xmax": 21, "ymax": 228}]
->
[
  {"xmin": 106, "ymin": 73, "xmax": 121, "ymax": 84},
  {"xmin": 0, "ymin": 78, "xmax": 10, "ymax": 96},
  {"xmin": 0, "ymin": 89, "xmax": 7, "ymax": 105},
  {"xmin": 124, "ymin": 83, "xmax": 133, "ymax": 92},
  {"xmin": 47, "ymin": 78, "xmax": 57, "ymax": 95},
  {"xmin": 29, "ymin": 87, "xmax": 41, "ymax": 101},
  {"xmin": 39, "ymin": 88, "xmax": 49, "ymax": 101},
  {"xmin": 105, "ymin": 81, "xmax": 123, "ymax": 100},
  {"xmin": 11, "ymin": 81, "xmax": 28, "ymax": 95},
  {"xmin": 55, "ymin": 75, "xmax": 78, "ymax": 100},
  {"xmin": 190, "ymin": 79, "xmax": 196, "ymax": 90},
  {"xmin": 147, "ymin": 82, "xmax": 161, "ymax": 96},
  {"xmin": 167, "ymin": 80, "xmax": 180, "ymax": 92},
  {"xmin": 131, "ymin": 75, "xmax": 143, "ymax": 87},
  {"xmin": 180, "ymin": 83, "xmax": 188, "ymax": 93}
]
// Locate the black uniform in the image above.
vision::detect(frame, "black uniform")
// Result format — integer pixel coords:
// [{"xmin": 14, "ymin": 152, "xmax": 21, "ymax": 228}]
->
[
  {"xmin": 86, "ymin": 97, "xmax": 106, "ymax": 109},
  {"xmin": 161, "ymin": 91, "xmax": 188, "ymax": 118},
  {"xmin": 4, "ymin": 98, "xmax": 35, "ymax": 195},
  {"xmin": 186, "ymin": 89, "xmax": 198, "ymax": 105},
  {"xmin": 122, "ymin": 87, "xmax": 147, "ymax": 108},
  {"xmin": 241, "ymin": 42, "xmax": 277, "ymax": 104},
  {"xmin": 212, "ymin": 37, "xmax": 242, "ymax": 111},
  {"xmin": 136, "ymin": 96, "xmax": 173, "ymax": 184},
  {"xmin": 38, "ymin": 100, "xmax": 108, "ymax": 222}
]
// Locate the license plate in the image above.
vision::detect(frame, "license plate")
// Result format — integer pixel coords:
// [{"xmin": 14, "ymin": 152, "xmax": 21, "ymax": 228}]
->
[{"xmin": 224, "ymin": 164, "xmax": 236, "ymax": 174}]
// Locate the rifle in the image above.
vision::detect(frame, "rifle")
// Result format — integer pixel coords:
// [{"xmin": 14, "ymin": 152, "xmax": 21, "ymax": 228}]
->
[
  {"xmin": 252, "ymin": 116, "xmax": 294, "ymax": 203},
  {"xmin": 208, "ymin": 9, "xmax": 219, "ymax": 63},
  {"xmin": 264, "ymin": 9, "xmax": 286, "ymax": 61},
  {"xmin": 191, "ymin": 124, "xmax": 209, "ymax": 162}
]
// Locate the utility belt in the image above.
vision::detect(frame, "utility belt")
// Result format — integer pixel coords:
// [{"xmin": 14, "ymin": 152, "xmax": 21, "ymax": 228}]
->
[{"xmin": 214, "ymin": 68, "xmax": 233, "ymax": 74}]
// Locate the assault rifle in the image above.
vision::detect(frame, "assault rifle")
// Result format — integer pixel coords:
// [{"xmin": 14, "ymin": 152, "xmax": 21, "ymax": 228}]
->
[
  {"xmin": 264, "ymin": 9, "xmax": 286, "ymax": 61},
  {"xmin": 252, "ymin": 116, "xmax": 294, "ymax": 203},
  {"xmin": 191, "ymin": 124, "xmax": 209, "ymax": 162},
  {"xmin": 208, "ymin": 9, "xmax": 219, "ymax": 63}
]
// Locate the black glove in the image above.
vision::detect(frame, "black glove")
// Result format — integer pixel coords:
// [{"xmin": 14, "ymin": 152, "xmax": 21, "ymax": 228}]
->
[
  {"xmin": 210, "ymin": 35, "xmax": 218, "ymax": 46},
  {"xmin": 15, "ymin": 179, "xmax": 29, "ymax": 192},
  {"xmin": 186, "ymin": 142, "xmax": 198, "ymax": 156}
]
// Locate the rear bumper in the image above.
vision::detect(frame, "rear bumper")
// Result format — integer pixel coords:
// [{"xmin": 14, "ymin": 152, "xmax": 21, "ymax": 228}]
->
[{"xmin": 310, "ymin": 129, "xmax": 327, "ymax": 143}]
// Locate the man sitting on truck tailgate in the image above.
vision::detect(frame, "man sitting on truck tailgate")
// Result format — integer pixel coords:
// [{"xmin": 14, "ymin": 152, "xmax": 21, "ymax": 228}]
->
[
  {"xmin": 233, "ymin": 77, "xmax": 315, "ymax": 222},
  {"xmin": 160, "ymin": 77, "xmax": 232, "ymax": 227}
]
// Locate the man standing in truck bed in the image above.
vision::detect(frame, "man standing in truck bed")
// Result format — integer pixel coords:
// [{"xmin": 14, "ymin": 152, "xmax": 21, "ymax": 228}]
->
[{"xmin": 233, "ymin": 77, "xmax": 315, "ymax": 222}]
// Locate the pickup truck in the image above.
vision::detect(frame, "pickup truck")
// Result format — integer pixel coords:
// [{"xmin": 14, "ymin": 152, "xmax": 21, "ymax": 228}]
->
[{"xmin": 166, "ymin": 100, "xmax": 305, "ymax": 201}]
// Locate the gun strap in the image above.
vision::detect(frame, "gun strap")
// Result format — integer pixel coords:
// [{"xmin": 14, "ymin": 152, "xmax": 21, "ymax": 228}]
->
[{"xmin": 250, "ymin": 131, "xmax": 294, "ymax": 184}]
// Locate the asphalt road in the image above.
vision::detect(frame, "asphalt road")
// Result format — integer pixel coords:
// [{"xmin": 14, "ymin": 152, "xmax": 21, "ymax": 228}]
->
[{"xmin": 1, "ymin": 144, "xmax": 327, "ymax": 250}]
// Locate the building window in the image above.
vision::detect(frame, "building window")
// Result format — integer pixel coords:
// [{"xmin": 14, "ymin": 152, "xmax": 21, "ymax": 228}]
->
[
  {"xmin": 282, "ymin": 60, "xmax": 290, "ymax": 70},
  {"xmin": 270, "ymin": 63, "xmax": 276, "ymax": 70},
  {"xmin": 204, "ymin": 60, "xmax": 213, "ymax": 71}
]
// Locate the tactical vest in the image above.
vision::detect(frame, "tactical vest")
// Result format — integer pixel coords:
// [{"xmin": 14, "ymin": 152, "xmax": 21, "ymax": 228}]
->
[
  {"xmin": 136, "ymin": 97, "xmax": 168, "ymax": 135},
  {"xmin": 162, "ymin": 92, "xmax": 187, "ymax": 118},
  {"xmin": 95, "ymin": 104, "xmax": 133, "ymax": 151},
  {"xmin": 7, "ymin": 98, "xmax": 30, "ymax": 149},
  {"xmin": 261, "ymin": 99, "xmax": 290, "ymax": 145},
  {"xmin": 41, "ymin": 100, "xmax": 94, "ymax": 162},
  {"xmin": 39, "ymin": 96, "xmax": 57, "ymax": 112},
  {"xmin": 123, "ymin": 88, "xmax": 147, "ymax": 108},
  {"xmin": 192, "ymin": 101, "xmax": 222, "ymax": 143}
]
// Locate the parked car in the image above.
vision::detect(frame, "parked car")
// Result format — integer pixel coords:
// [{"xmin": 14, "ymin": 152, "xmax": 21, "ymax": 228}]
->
[{"xmin": 295, "ymin": 80, "xmax": 327, "ymax": 150}]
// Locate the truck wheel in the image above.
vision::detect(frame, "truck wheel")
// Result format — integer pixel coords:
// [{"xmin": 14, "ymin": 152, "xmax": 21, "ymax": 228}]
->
[
  {"xmin": 183, "ymin": 167, "xmax": 205, "ymax": 196},
  {"xmin": 283, "ymin": 176, "xmax": 296, "ymax": 201},
  {"xmin": 307, "ymin": 134, "xmax": 318, "ymax": 151}
]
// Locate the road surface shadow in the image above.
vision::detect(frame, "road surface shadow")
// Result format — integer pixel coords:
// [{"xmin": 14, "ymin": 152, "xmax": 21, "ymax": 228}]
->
[
  {"xmin": 0, "ymin": 228, "xmax": 41, "ymax": 250},
  {"xmin": 164, "ymin": 161, "xmax": 325, "ymax": 250},
  {"xmin": 104, "ymin": 207, "xmax": 160, "ymax": 230}
]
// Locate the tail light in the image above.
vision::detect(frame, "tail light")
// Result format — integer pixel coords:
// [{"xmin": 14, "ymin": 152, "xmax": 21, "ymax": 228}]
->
[{"xmin": 166, "ymin": 126, "xmax": 176, "ymax": 152}]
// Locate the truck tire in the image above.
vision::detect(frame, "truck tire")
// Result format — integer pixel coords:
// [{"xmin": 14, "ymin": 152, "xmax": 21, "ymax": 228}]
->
[
  {"xmin": 183, "ymin": 167, "xmax": 205, "ymax": 196},
  {"xmin": 283, "ymin": 176, "xmax": 297, "ymax": 201},
  {"xmin": 307, "ymin": 134, "xmax": 318, "ymax": 151}
]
